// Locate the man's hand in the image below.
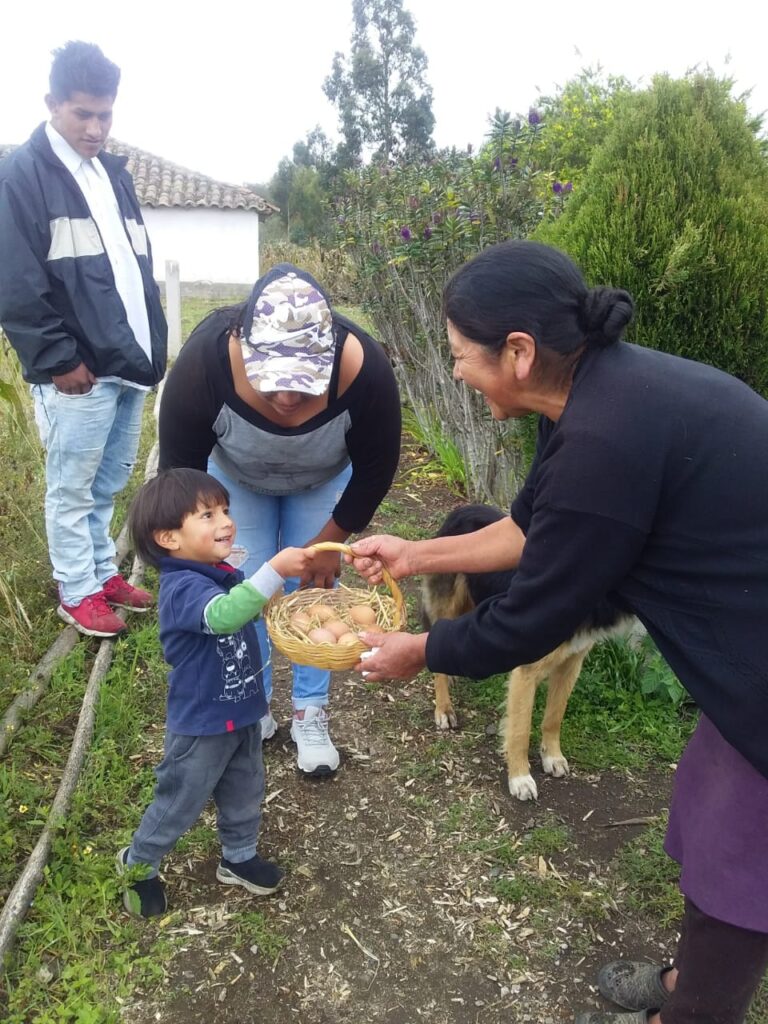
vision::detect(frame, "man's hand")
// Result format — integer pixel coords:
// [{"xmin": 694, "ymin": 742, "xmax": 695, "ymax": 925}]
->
[
  {"xmin": 354, "ymin": 631, "xmax": 428, "ymax": 681},
  {"xmin": 346, "ymin": 535, "xmax": 414, "ymax": 585},
  {"xmin": 52, "ymin": 363, "xmax": 97, "ymax": 395}
]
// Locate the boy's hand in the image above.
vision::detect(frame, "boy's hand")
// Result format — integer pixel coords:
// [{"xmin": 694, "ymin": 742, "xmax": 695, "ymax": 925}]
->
[{"xmin": 270, "ymin": 546, "xmax": 318, "ymax": 582}]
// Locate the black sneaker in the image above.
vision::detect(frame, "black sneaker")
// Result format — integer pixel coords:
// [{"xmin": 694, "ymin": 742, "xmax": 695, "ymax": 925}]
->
[
  {"xmin": 216, "ymin": 854, "xmax": 284, "ymax": 895},
  {"xmin": 116, "ymin": 847, "xmax": 168, "ymax": 918}
]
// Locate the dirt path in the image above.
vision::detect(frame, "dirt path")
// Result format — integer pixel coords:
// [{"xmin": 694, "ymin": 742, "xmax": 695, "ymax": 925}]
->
[{"xmin": 123, "ymin": 439, "xmax": 675, "ymax": 1024}]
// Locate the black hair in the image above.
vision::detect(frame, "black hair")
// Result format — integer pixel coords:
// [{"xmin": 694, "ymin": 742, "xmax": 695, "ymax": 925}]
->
[
  {"xmin": 128, "ymin": 469, "xmax": 230, "ymax": 568},
  {"xmin": 443, "ymin": 240, "xmax": 634, "ymax": 385},
  {"xmin": 49, "ymin": 41, "xmax": 121, "ymax": 101}
]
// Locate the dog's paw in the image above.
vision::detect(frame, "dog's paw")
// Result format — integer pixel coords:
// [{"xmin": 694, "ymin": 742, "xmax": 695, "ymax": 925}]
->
[
  {"xmin": 541, "ymin": 752, "xmax": 570, "ymax": 778},
  {"xmin": 434, "ymin": 706, "xmax": 458, "ymax": 730},
  {"xmin": 508, "ymin": 774, "xmax": 538, "ymax": 801}
]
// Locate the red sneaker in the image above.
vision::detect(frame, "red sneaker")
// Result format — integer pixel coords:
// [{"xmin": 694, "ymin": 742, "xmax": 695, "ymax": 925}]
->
[
  {"xmin": 58, "ymin": 591, "xmax": 128, "ymax": 637},
  {"xmin": 103, "ymin": 574, "xmax": 154, "ymax": 612}
]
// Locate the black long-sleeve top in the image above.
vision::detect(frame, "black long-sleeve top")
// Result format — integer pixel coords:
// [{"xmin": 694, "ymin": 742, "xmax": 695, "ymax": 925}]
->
[
  {"xmin": 159, "ymin": 309, "xmax": 401, "ymax": 533},
  {"xmin": 426, "ymin": 341, "xmax": 768, "ymax": 779}
]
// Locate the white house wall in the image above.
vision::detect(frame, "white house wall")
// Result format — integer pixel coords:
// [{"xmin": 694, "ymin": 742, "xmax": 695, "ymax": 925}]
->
[{"xmin": 141, "ymin": 206, "xmax": 261, "ymax": 285}]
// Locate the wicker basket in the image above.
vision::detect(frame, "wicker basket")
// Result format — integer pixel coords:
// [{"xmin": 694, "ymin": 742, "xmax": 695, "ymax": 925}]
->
[{"xmin": 264, "ymin": 541, "xmax": 406, "ymax": 669}]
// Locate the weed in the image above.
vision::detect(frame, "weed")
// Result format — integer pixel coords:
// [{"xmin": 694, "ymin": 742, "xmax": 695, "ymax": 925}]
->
[
  {"xmin": 229, "ymin": 909, "xmax": 288, "ymax": 960},
  {"xmin": 613, "ymin": 817, "xmax": 683, "ymax": 928},
  {"xmin": 519, "ymin": 817, "xmax": 570, "ymax": 859}
]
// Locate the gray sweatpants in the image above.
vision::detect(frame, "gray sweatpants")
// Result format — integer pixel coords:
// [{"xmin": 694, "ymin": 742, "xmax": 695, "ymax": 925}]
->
[{"xmin": 127, "ymin": 723, "xmax": 264, "ymax": 876}]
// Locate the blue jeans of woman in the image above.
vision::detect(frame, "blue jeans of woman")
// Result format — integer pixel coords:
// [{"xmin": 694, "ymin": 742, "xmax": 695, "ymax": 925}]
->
[
  {"xmin": 32, "ymin": 381, "xmax": 146, "ymax": 605},
  {"xmin": 207, "ymin": 460, "xmax": 353, "ymax": 710}
]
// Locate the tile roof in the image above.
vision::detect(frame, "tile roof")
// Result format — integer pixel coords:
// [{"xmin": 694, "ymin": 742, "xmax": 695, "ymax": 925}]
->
[{"xmin": 0, "ymin": 137, "xmax": 278, "ymax": 216}]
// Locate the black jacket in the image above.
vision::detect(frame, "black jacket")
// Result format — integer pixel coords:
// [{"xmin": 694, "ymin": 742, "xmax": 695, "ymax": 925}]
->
[
  {"xmin": 0, "ymin": 123, "xmax": 167, "ymax": 385},
  {"xmin": 427, "ymin": 342, "xmax": 768, "ymax": 780}
]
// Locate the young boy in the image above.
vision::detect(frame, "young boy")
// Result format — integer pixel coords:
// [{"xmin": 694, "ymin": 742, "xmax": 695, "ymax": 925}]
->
[{"xmin": 117, "ymin": 468, "xmax": 315, "ymax": 918}]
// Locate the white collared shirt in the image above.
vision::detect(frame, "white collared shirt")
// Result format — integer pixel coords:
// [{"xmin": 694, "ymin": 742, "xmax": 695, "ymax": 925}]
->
[{"xmin": 46, "ymin": 122, "xmax": 152, "ymax": 387}]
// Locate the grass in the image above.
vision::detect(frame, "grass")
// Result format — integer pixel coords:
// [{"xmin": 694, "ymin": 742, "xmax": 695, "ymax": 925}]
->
[
  {"xmin": 1, "ymin": 298, "xmax": 763, "ymax": 1021},
  {"xmin": 0, "ymin": 309, "xmax": 287, "ymax": 1021},
  {"xmin": 451, "ymin": 636, "xmax": 696, "ymax": 775}
]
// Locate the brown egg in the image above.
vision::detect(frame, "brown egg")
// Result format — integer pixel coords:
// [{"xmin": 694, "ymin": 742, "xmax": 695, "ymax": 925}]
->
[
  {"xmin": 310, "ymin": 603, "xmax": 335, "ymax": 622},
  {"xmin": 349, "ymin": 604, "xmax": 377, "ymax": 626},
  {"xmin": 337, "ymin": 632, "xmax": 361, "ymax": 646},
  {"xmin": 308, "ymin": 627, "xmax": 337, "ymax": 645},
  {"xmin": 291, "ymin": 610, "xmax": 312, "ymax": 630},
  {"xmin": 325, "ymin": 619, "xmax": 351, "ymax": 639}
]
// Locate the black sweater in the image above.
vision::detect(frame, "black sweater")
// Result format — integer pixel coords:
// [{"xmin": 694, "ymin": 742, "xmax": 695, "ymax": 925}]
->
[
  {"xmin": 427, "ymin": 342, "xmax": 768, "ymax": 779},
  {"xmin": 159, "ymin": 309, "xmax": 401, "ymax": 533}
]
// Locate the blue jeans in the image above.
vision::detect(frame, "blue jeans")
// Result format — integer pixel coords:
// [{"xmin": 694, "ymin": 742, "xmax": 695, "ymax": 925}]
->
[
  {"xmin": 32, "ymin": 382, "xmax": 145, "ymax": 605},
  {"xmin": 207, "ymin": 461, "xmax": 353, "ymax": 710},
  {"xmin": 128, "ymin": 724, "xmax": 264, "ymax": 875}
]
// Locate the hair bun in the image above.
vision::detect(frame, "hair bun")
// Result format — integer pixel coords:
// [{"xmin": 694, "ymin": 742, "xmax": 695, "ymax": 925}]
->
[{"xmin": 579, "ymin": 287, "xmax": 634, "ymax": 348}]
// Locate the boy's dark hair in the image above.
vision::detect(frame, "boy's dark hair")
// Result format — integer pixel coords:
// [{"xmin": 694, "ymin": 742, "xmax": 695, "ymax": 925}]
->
[
  {"xmin": 128, "ymin": 469, "xmax": 230, "ymax": 568},
  {"xmin": 49, "ymin": 41, "xmax": 121, "ymax": 101}
]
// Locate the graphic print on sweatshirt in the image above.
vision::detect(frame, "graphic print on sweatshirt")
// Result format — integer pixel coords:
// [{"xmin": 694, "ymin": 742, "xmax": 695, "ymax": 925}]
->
[{"xmin": 215, "ymin": 631, "xmax": 259, "ymax": 703}]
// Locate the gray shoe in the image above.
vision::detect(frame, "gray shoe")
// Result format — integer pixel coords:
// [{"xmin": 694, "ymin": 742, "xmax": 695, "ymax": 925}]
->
[
  {"xmin": 575, "ymin": 1012, "xmax": 648, "ymax": 1024},
  {"xmin": 597, "ymin": 961, "xmax": 670, "ymax": 1011}
]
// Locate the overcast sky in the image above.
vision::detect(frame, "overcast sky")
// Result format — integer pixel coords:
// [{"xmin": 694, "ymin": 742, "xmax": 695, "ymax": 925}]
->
[{"xmin": 1, "ymin": 0, "xmax": 765, "ymax": 189}]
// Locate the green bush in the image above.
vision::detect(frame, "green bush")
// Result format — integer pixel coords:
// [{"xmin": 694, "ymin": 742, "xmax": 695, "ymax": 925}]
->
[
  {"xmin": 530, "ymin": 67, "xmax": 633, "ymax": 189},
  {"xmin": 335, "ymin": 119, "xmax": 560, "ymax": 504},
  {"xmin": 541, "ymin": 73, "xmax": 768, "ymax": 393}
]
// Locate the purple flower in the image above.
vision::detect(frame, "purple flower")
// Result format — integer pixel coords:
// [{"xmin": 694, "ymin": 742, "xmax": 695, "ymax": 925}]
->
[
  {"xmin": 564, "ymin": 181, "xmax": 573, "ymax": 192},
  {"xmin": 399, "ymin": 226, "xmax": 412, "ymax": 242},
  {"xmin": 512, "ymin": 119, "xmax": 522, "ymax": 132},
  {"xmin": 528, "ymin": 109, "xmax": 541, "ymax": 126},
  {"xmin": 509, "ymin": 157, "xmax": 518, "ymax": 168},
  {"xmin": 371, "ymin": 241, "xmax": 383, "ymax": 256},
  {"xmin": 552, "ymin": 181, "xmax": 563, "ymax": 194},
  {"xmin": 423, "ymin": 225, "xmax": 432, "ymax": 240},
  {"xmin": 493, "ymin": 156, "xmax": 502, "ymax": 172}
]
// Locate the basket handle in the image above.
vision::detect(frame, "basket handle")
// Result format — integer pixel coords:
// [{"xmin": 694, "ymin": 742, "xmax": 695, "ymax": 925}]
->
[{"xmin": 309, "ymin": 541, "xmax": 405, "ymax": 627}]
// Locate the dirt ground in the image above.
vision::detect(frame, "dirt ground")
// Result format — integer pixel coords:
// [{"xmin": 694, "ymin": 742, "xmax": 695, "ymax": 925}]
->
[{"xmin": 122, "ymin": 440, "xmax": 676, "ymax": 1024}]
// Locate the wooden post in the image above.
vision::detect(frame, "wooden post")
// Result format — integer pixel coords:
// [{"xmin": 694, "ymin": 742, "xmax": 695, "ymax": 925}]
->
[{"xmin": 165, "ymin": 260, "xmax": 182, "ymax": 359}]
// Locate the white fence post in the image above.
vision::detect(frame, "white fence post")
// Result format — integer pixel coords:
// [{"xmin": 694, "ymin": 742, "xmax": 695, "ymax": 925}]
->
[{"xmin": 165, "ymin": 260, "xmax": 182, "ymax": 359}]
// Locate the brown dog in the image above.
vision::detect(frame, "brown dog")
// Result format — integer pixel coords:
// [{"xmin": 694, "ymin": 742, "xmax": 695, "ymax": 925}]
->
[{"xmin": 421, "ymin": 504, "xmax": 633, "ymax": 800}]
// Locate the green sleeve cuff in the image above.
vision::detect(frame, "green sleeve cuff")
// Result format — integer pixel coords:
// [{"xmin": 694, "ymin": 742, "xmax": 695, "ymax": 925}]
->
[{"xmin": 204, "ymin": 564, "xmax": 284, "ymax": 634}]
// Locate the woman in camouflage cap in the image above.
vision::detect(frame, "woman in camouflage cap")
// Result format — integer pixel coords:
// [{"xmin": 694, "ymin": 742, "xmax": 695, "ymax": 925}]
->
[{"xmin": 159, "ymin": 264, "xmax": 401, "ymax": 776}]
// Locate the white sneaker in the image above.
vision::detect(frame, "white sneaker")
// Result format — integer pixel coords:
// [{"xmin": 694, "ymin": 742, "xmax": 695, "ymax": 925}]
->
[
  {"xmin": 260, "ymin": 709, "xmax": 278, "ymax": 741},
  {"xmin": 290, "ymin": 706, "xmax": 340, "ymax": 775}
]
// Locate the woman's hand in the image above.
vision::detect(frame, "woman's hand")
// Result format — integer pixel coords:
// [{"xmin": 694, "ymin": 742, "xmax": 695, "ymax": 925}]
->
[
  {"xmin": 354, "ymin": 631, "xmax": 428, "ymax": 681},
  {"xmin": 346, "ymin": 535, "xmax": 414, "ymax": 584},
  {"xmin": 300, "ymin": 546, "xmax": 341, "ymax": 589}
]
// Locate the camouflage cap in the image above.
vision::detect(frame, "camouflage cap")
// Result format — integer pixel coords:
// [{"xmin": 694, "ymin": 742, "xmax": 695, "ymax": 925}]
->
[{"xmin": 241, "ymin": 267, "xmax": 335, "ymax": 396}]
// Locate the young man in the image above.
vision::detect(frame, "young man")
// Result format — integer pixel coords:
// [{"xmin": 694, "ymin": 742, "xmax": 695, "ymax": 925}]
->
[{"xmin": 0, "ymin": 41, "xmax": 167, "ymax": 637}]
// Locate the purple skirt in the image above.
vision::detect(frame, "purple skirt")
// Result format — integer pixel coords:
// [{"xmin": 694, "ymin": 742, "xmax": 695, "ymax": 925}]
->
[{"xmin": 665, "ymin": 714, "xmax": 768, "ymax": 934}]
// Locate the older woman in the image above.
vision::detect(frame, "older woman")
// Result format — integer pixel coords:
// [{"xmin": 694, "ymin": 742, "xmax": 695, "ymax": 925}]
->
[
  {"xmin": 350, "ymin": 241, "xmax": 768, "ymax": 1024},
  {"xmin": 159, "ymin": 264, "xmax": 400, "ymax": 776}
]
